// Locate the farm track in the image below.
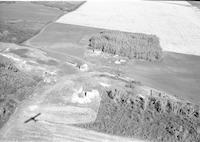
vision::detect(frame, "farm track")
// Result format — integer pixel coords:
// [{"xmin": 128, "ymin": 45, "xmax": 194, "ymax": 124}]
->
[
  {"xmin": 0, "ymin": 69, "xmax": 148, "ymax": 142},
  {"xmin": 1, "ymin": 1, "xmax": 200, "ymax": 141}
]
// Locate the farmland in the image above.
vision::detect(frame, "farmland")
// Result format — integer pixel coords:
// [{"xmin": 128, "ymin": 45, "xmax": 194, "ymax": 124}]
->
[{"xmin": 0, "ymin": 1, "xmax": 200, "ymax": 142}]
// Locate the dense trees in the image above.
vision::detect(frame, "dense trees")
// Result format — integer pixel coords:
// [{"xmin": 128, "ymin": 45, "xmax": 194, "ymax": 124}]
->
[
  {"xmin": 77, "ymin": 82, "xmax": 200, "ymax": 142},
  {"xmin": 89, "ymin": 31, "xmax": 163, "ymax": 61},
  {"xmin": 0, "ymin": 55, "xmax": 39, "ymax": 128}
]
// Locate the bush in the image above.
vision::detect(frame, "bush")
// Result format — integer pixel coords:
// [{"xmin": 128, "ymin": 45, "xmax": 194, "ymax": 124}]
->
[
  {"xmin": 0, "ymin": 99, "xmax": 17, "ymax": 128},
  {"xmin": 77, "ymin": 82, "xmax": 200, "ymax": 142},
  {"xmin": 89, "ymin": 31, "xmax": 163, "ymax": 61},
  {"xmin": 0, "ymin": 55, "xmax": 39, "ymax": 128}
]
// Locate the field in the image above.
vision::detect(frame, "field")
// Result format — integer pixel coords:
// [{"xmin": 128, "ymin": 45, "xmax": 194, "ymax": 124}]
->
[
  {"xmin": 26, "ymin": 23, "xmax": 200, "ymax": 105},
  {"xmin": 0, "ymin": 1, "xmax": 83, "ymax": 43},
  {"xmin": 23, "ymin": 21, "xmax": 200, "ymax": 141},
  {"xmin": 0, "ymin": 71, "xmax": 145, "ymax": 142},
  {"xmin": 57, "ymin": 0, "xmax": 200, "ymax": 56},
  {"xmin": 0, "ymin": 1, "xmax": 83, "ymax": 130},
  {"xmin": 0, "ymin": 1, "xmax": 200, "ymax": 142},
  {"xmin": 31, "ymin": 1, "xmax": 85, "ymax": 12}
]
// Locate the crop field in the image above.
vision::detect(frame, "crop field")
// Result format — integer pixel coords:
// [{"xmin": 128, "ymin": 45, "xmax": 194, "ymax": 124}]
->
[
  {"xmin": 26, "ymin": 23, "xmax": 200, "ymax": 105},
  {"xmin": 0, "ymin": 1, "xmax": 83, "ymax": 43},
  {"xmin": 57, "ymin": 0, "xmax": 200, "ymax": 56},
  {"xmin": 1, "ymin": 1, "xmax": 200, "ymax": 142},
  {"xmin": 31, "ymin": 1, "xmax": 85, "ymax": 12},
  {"xmin": 0, "ymin": 1, "xmax": 84, "ymax": 130},
  {"xmin": 23, "ymin": 21, "xmax": 200, "ymax": 141}
]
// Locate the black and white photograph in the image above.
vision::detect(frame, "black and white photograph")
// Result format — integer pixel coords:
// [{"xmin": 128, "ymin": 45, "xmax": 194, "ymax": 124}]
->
[{"xmin": 0, "ymin": 0, "xmax": 200, "ymax": 141}]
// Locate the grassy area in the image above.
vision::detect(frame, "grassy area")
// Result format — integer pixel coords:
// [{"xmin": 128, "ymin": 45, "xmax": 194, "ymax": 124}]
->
[
  {"xmin": 0, "ymin": 55, "xmax": 41, "ymax": 128},
  {"xmin": 0, "ymin": 22, "xmax": 43, "ymax": 44},
  {"xmin": 0, "ymin": 1, "xmax": 16, "ymax": 4},
  {"xmin": 77, "ymin": 82, "xmax": 200, "ymax": 142},
  {"xmin": 31, "ymin": 1, "xmax": 85, "ymax": 12},
  {"xmin": 0, "ymin": 1, "xmax": 84, "ymax": 44},
  {"xmin": 26, "ymin": 23, "xmax": 200, "ymax": 104},
  {"xmin": 89, "ymin": 31, "xmax": 162, "ymax": 61}
]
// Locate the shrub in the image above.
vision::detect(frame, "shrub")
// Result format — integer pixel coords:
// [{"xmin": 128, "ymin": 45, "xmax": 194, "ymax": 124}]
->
[
  {"xmin": 0, "ymin": 55, "xmax": 39, "ymax": 128},
  {"xmin": 0, "ymin": 99, "xmax": 17, "ymax": 128},
  {"xmin": 89, "ymin": 31, "xmax": 163, "ymax": 61},
  {"xmin": 77, "ymin": 82, "xmax": 200, "ymax": 142}
]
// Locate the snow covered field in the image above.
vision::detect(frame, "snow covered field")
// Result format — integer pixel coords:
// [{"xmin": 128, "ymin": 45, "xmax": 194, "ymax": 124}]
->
[{"xmin": 57, "ymin": 0, "xmax": 200, "ymax": 56}]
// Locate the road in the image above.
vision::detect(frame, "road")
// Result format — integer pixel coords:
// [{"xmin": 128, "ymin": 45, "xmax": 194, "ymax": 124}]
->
[{"xmin": 0, "ymin": 73, "xmax": 147, "ymax": 142}]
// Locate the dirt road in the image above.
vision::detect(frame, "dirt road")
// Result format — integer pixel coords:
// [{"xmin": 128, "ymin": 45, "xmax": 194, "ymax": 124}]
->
[{"xmin": 0, "ymin": 74, "xmax": 147, "ymax": 142}]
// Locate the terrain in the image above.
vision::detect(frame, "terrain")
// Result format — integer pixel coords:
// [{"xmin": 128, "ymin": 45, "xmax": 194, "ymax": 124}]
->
[
  {"xmin": 0, "ymin": 42, "xmax": 148, "ymax": 142},
  {"xmin": 0, "ymin": 0, "xmax": 200, "ymax": 142},
  {"xmin": 0, "ymin": 1, "xmax": 83, "ymax": 43},
  {"xmin": 26, "ymin": 23, "xmax": 200, "ymax": 105},
  {"xmin": 57, "ymin": 0, "xmax": 200, "ymax": 56},
  {"xmin": 0, "ymin": 1, "xmax": 84, "ymax": 130},
  {"xmin": 0, "ymin": 54, "xmax": 40, "ymax": 128}
]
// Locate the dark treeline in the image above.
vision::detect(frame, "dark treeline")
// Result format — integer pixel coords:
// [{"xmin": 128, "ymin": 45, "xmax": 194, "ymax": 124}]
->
[
  {"xmin": 89, "ymin": 31, "xmax": 163, "ymax": 61},
  {"xmin": 77, "ymin": 82, "xmax": 200, "ymax": 142}
]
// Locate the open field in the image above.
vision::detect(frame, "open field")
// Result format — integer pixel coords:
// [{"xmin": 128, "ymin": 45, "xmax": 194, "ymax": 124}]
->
[
  {"xmin": 1, "ymin": 0, "xmax": 200, "ymax": 141},
  {"xmin": 0, "ymin": 41, "xmax": 79, "ymax": 128},
  {"xmin": 0, "ymin": 2, "xmax": 62, "ymax": 43},
  {"xmin": 0, "ymin": 1, "xmax": 84, "ymax": 129},
  {"xmin": 23, "ymin": 21, "xmax": 200, "ymax": 141},
  {"xmin": 31, "ymin": 1, "xmax": 85, "ymax": 12},
  {"xmin": 26, "ymin": 23, "xmax": 200, "ymax": 105},
  {"xmin": 0, "ymin": 1, "xmax": 83, "ymax": 43},
  {"xmin": 57, "ymin": 0, "xmax": 200, "ymax": 56}
]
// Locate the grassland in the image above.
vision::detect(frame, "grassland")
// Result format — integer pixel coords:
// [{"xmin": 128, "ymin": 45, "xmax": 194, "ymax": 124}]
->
[
  {"xmin": 56, "ymin": 0, "xmax": 200, "ymax": 56},
  {"xmin": 0, "ymin": 1, "xmax": 83, "ymax": 44},
  {"xmin": 77, "ymin": 82, "xmax": 200, "ymax": 142},
  {"xmin": 0, "ymin": 1, "xmax": 80, "ymax": 129},
  {"xmin": 31, "ymin": 1, "xmax": 85, "ymax": 12},
  {"xmin": 1, "ymin": 1, "xmax": 198, "ymax": 141},
  {"xmin": 89, "ymin": 31, "xmax": 162, "ymax": 61},
  {"xmin": 25, "ymin": 23, "xmax": 200, "ymax": 105}
]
